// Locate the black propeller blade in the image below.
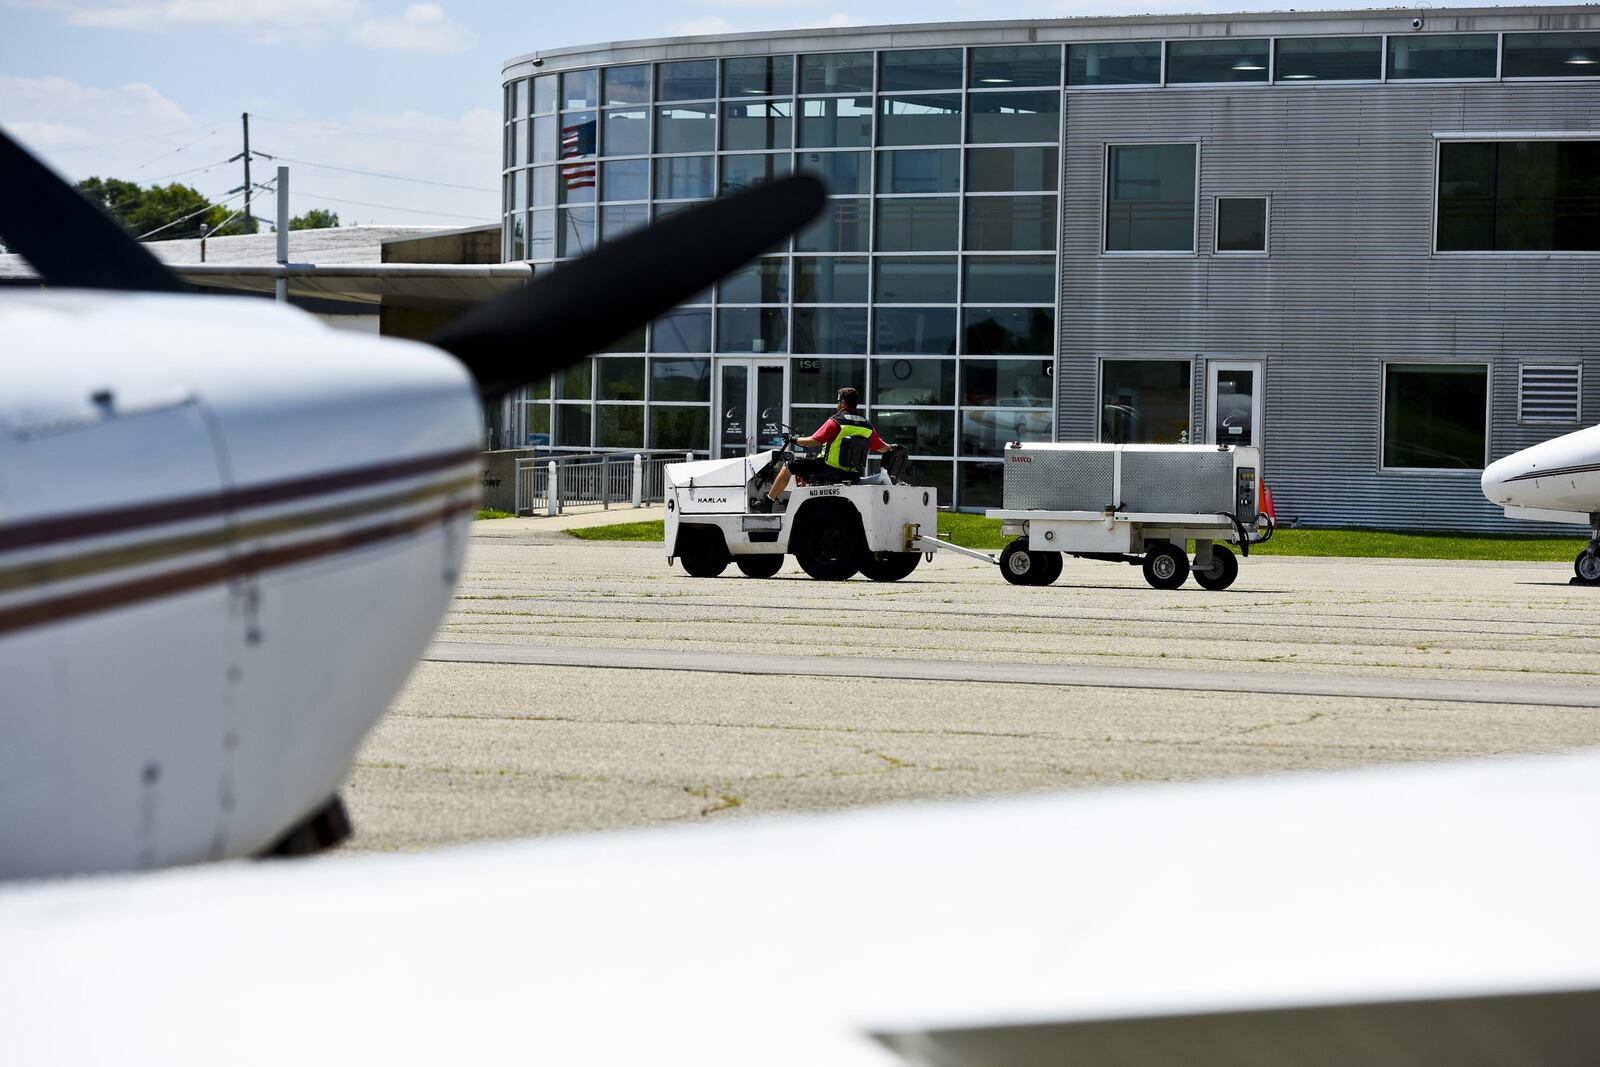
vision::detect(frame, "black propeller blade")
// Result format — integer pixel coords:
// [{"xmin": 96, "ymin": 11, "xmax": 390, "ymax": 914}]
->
[
  {"xmin": 431, "ymin": 174, "xmax": 826, "ymax": 400},
  {"xmin": 0, "ymin": 125, "xmax": 187, "ymax": 293}
]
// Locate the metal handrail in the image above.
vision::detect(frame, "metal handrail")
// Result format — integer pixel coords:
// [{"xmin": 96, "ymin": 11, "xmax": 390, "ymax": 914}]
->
[{"xmin": 514, "ymin": 450, "xmax": 693, "ymax": 516}]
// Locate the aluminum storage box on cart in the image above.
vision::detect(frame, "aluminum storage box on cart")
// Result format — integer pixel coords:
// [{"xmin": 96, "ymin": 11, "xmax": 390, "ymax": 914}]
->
[{"xmin": 938, "ymin": 442, "xmax": 1273, "ymax": 589}]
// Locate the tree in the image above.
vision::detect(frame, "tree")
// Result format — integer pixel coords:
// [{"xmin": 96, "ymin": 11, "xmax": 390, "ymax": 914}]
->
[
  {"xmin": 289, "ymin": 208, "xmax": 340, "ymax": 231},
  {"xmin": 74, "ymin": 176, "xmax": 255, "ymax": 241}
]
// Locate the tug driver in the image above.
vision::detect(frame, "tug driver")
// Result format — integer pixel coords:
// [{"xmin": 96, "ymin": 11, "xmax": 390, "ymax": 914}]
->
[{"xmin": 755, "ymin": 387, "xmax": 890, "ymax": 512}]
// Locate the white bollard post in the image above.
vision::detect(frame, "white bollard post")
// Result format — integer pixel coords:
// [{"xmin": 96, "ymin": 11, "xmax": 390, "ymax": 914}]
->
[
  {"xmin": 632, "ymin": 453, "xmax": 644, "ymax": 508},
  {"xmin": 547, "ymin": 460, "xmax": 558, "ymax": 517}
]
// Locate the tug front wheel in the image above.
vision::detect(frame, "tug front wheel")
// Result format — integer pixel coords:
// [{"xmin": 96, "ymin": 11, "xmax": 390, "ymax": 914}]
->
[
  {"xmin": 1192, "ymin": 544, "xmax": 1239, "ymax": 591},
  {"xmin": 792, "ymin": 503, "xmax": 863, "ymax": 581},
  {"xmin": 678, "ymin": 528, "xmax": 730, "ymax": 578},
  {"xmin": 1000, "ymin": 540, "xmax": 1056, "ymax": 586},
  {"xmin": 858, "ymin": 552, "xmax": 920, "ymax": 582},
  {"xmin": 736, "ymin": 555, "xmax": 784, "ymax": 579},
  {"xmin": 1142, "ymin": 543, "xmax": 1190, "ymax": 590},
  {"xmin": 1575, "ymin": 548, "xmax": 1600, "ymax": 585}
]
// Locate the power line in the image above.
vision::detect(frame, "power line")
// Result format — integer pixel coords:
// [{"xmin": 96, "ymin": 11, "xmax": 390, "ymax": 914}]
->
[
  {"xmin": 270, "ymin": 154, "xmax": 496, "ymax": 193},
  {"xmin": 291, "ymin": 188, "xmax": 496, "ymax": 222},
  {"xmin": 134, "ymin": 127, "xmax": 222, "ymax": 170},
  {"xmin": 250, "ymin": 113, "xmax": 496, "ymax": 155},
  {"xmin": 143, "ymin": 156, "xmax": 235, "ymax": 184},
  {"xmin": 135, "ymin": 179, "xmax": 273, "ymax": 241},
  {"xmin": 45, "ymin": 120, "xmax": 224, "ymax": 153}
]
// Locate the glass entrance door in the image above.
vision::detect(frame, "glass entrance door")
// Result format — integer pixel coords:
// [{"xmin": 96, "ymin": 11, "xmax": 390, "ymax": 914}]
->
[
  {"xmin": 1206, "ymin": 361, "xmax": 1263, "ymax": 450},
  {"xmin": 716, "ymin": 359, "xmax": 788, "ymax": 458}
]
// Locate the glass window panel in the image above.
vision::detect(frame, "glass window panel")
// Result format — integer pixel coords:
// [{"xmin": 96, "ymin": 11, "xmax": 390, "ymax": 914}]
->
[
  {"xmin": 557, "ymin": 155, "xmax": 596, "ymax": 205},
  {"xmin": 602, "ymin": 158, "xmax": 648, "ymax": 201},
  {"xmin": 650, "ymin": 357, "xmax": 711, "ymax": 402},
  {"xmin": 531, "ymin": 165, "xmax": 557, "ymax": 207},
  {"xmin": 877, "ymin": 148, "xmax": 960, "ymax": 193},
  {"xmin": 555, "ymin": 404, "xmax": 592, "ymax": 448},
  {"xmin": 964, "ymin": 309, "xmax": 1055, "ymax": 356},
  {"xmin": 522, "ymin": 401, "xmax": 550, "ymax": 446},
  {"xmin": 795, "ymin": 198, "xmax": 868, "ymax": 252},
  {"xmin": 964, "ymin": 359, "xmax": 1053, "ymax": 406},
  {"xmin": 800, "ymin": 51, "xmax": 875, "ymax": 94},
  {"xmin": 558, "ymin": 358, "xmax": 592, "ymax": 400},
  {"xmin": 874, "ymin": 410, "xmax": 955, "ymax": 455},
  {"xmin": 561, "ymin": 70, "xmax": 598, "ymax": 110},
  {"xmin": 1387, "ymin": 34, "xmax": 1497, "ymax": 80},
  {"xmin": 798, "ymin": 97, "xmax": 874, "ymax": 148},
  {"xmin": 600, "ymin": 325, "xmax": 647, "ymax": 354},
  {"xmin": 1100, "ymin": 359, "xmax": 1191, "ymax": 443},
  {"xmin": 598, "ymin": 356, "xmax": 645, "ymax": 401},
  {"xmin": 880, "ymin": 48, "xmax": 964, "ymax": 91},
  {"xmin": 650, "ymin": 405, "xmax": 710, "ymax": 451},
  {"xmin": 526, "ymin": 376, "xmax": 552, "ymax": 401},
  {"xmin": 601, "ymin": 204, "xmax": 648, "ymax": 243},
  {"xmin": 876, "ymin": 256, "xmax": 957, "ymax": 303},
  {"xmin": 877, "ymin": 197, "xmax": 959, "ymax": 252},
  {"xmin": 965, "ymin": 195, "xmax": 1057, "ymax": 251},
  {"xmin": 872, "ymin": 358, "xmax": 955, "ymax": 406},
  {"xmin": 794, "ymin": 256, "xmax": 868, "ymax": 303},
  {"xmin": 513, "ymin": 120, "xmax": 528, "ymax": 166},
  {"xmin": 968, "ymin": 146, "xmax": 1057, "ymax": 194},
  {"xmin": 875, "ymin": 308, "xmax": 957, "ymax": 355},
  {"xmin": 603, "ymin": 109, "xmax": 648, "ymax": 156},
  {"xmin": 655, "ymin": 155, "xmax": 715, "ymax": 199},
  {"xmin": 971, "ymin": 45, "xmax": 1063, "ymax": 87},
  {"xmin": 511, "ymin": 170, "xmax": 528, "ymax": 211},
  {"xmin": 650, "ymin": 309, "xmax": 712, "ymax": 353},
  {"xmin": 1438, "ymin": 141, "xmax": 1600, "ymax": 252},
  {"xmin": 792, "ymin": 308, "xmax": 870, "ymax": 354},
  {"xmin": 1216, "ymin": 197, "xmax": 1267, "ymax": 252},
  {"xmin": 508, "ymin": 212, "xmax": 525, "ymax": 260},
  {"xmin": 967, "ymin": 91, "xmax": 1060, "ymax": 144},
  {"xmin": 960, "ymin": 412, "xmax": 1050, "ymax": 458},
  {"xmin": 654, "ymin": 200, "xmax": 706, "ymax": 222},
  {"xmin": 1503, "ymin": 31, "xmax": 1600, "ymax": 78},
  {"xmin": 720, "ymin": 257, "xmax": 789, "ymax": 303},
  {"xmin": 1383, "ymin": 365, "xmax": 1488, "ymax": 468},
  {"xmin": 791, "ymin": 358, "xmax": 867, "ymax": 403},
  {"xmin": 720, "ymin": 152, "xmax": 792, "ymax": 195},
  {"xmin": 1068, "ymin": 41, "xmax": 1161, "ymax": 86},
  {"xmin": 532, "ymin": 74, "xmax": 556, "ymax": 115},
  {"xmin": 1166, "ymin": 39, "xmax": 1270, "ymax": 84},
  {"xmin": 513, "ymin": 79, "xmax": 529, "ymax": 118},
  {"xmin": 558, "ymin": 207, "xmax": 595, "ymax": 257},
  {"xmin": 597, "ymin": 405, "xmax": 643, "ymax": 449},
  {"xmin": 724, "ymin": 55, "xmax": 794, "ymax": 97},
  {"xmin": 796, "ymin": 150, "xmax": 868, "ymax": 195},
  {"xmin": 532, "ymin": 115, "xmax": 559, "ymax": 163},
  {"xmin": 529, "ymin": 208, "xmax": 555, "ymax": 260},
  {"xmin": 718, "ymin": 308, "xmax": 788, "ymax": 353},
  {"xmin": 878, "ymin": 94, "xmax": 962, "ymax": 147},
  {"xmin": 604, "ymin": 64, "xmax": 651, "ymax": 105},
  {"xmin": 1275, "ymin": 36, "xmax": 1382, "ymax": 81},
  {"xmin": 1105, "ymin": 144, "xmax": 1196, "ymax": 252},
  {"xmin": 964, "ymin": 256, "xmax": 1055, "ymax": 303},
  {"xmin": 657, "ymin": 59, "xmax": 717, "ymax": 101},
  {"xmin": 656, "ymin": 103, "xmax": 716, "ymax": 154},
  {"xmin": 722, "ymin": 100, "xmax": 792, "ymax": 150},
  {"xmin": 910, "ymin": 460, "xmax": 954, "ymax": 504}
]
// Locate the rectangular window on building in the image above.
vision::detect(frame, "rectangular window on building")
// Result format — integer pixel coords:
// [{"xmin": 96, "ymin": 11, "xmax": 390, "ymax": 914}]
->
[
  {"xmin": 1275, "ymin": 36, "xmax": 1381, "ymax": 81},
  {"xmin": 966, "ymin": 195, "xmax": 1058, "ymax": 251},
  {"xmin": 603, "ymin": 109, "xmax": 649, "ymax": 156},
  {"xmin": 597, "ymin": 405, "xmax": 643, "ymax": 449},
  {"xmin": 875, "ymin": 256, "xmax": 958, "ymax": 303},
  {"xmin": 719, "ymin": 257, "xmax": 789, "ymax": 304},
  {"xmin": 796, "ymin": 150, "xmax": 867, "ymax": 195},
  {"xmin": 795, "ymin": 199, "xmax": 868, "ymax": 253},
  {"xmin": 800, "ymin": 52, "xmax": 875, "ymax": 94},
  {"xmin": 603, "ymin": 64, "xmax": 651, "ymax": 106},
  {"xmin": 963, "ymin": 256, "xmax": 1055, "ymax": 304},
  {"xmin": 531, "ymin": 75, "xmax": 557, "ymax": 115},
  {"xmin": 875, "ymin": 308, "xmax": 958, "ymax": 355},
  {"xmin": 655, "ymin": 103, "xmax": 716, "ymax": 154},
  {"xmin": 878, "ymin": 94, "xmax": 962, "ymax": 147},
  {"xmin": 723, "ymin": 55, "xmax": 794, "ymax": 97},
  {"xmin": 1166, "ymin": 39, "xmax": 1269, "ymax": 84},
  {"xmin": 555, "ymin": 403, "xmax": 592, "ymax": 448},
  {"xmin": 722, "ymin": 100, "xmax": 792, "ymax": 151},
  {"xmin": 529, "ymin": 209, "xmax": 555, "ymax": 260},
  {"xmin": 961, "ymin": 359, "xmax": 1054, "ymax": 406},
  {"xmin": 1437, "ymin": 140, "xmax": 1600, "ymax": 252},
  {"xmin": 966, "ymin": 91, "xmax": 1060, "ymax": 144},
  {"xmin": 1519, "ymin": 364, "xmax": 1582, "ymax": 424},
  {"xmin": 1105, "ymin": 144, "xmax": 1197, "ymax": 253},
  {"xmin": 717, "ymin": 308, "xmax": 788, "ymax": 354},
  {"xmin": 1383, "ymin": 364, "xmax": 1488, "ymax": 469},
  {"xmin": 967, "ymin": 146, "xmax": 1058, "ymax": 192},
  {"xmin": 657, "ymin": 60, "xmax": 717, "ymax": 101},
  {"xmin": 792, "ymin": 308, "xmax": 869, "ymax": 354},
  {"xmin": 1100, "ymin": 359, "xmax": 1192, "ymax": 443},
  {"xmin": 959, "ymin": 410, "xmax": 1052, "ymax": 457},
  {"xmin": 650, "ymin": 310, "xmax": 712, "ymax": 353},
  {"xmin": 1068, "ymin": 41, "xmax": 1161, "ymax": 86},
  {"xmin": 794, "ymin": 256, "xmax": 868, "ymax": 303},
  {"xmin": 1387, "ymin": 34, "xmax": 1498, "ymax": 80},
  {"xmin": 650, "ymin": 357, "xmax": 711, "ymax": 402},
  {"xmin": 877, "ymin": 149, "xmax": 961, "ymax": 194},
  {"xmin": 601, "ymin": 159, "xmax": 647, "ymax": 202},
  {"xmin": 971, "ymin": 45, "xmax": 1063, "ymax": 88},
  {"xmin": 798, "ymin": 97, "xmax": 873, "ymax": 148},
  {"xmin": 963, "ymin": 309, "xmax": 1055, "ymax": 356},
  {"xmin": 561, "ymin": 70, "xmax": 598, "ymax": 109},
  {"xmin": 722, "ymin": 152, "xmax": 793, "ymax": 195},
  {"xmin": 872, "ymin": 358, "xmax": 955, "ymax": 406},
  {"xmin": 654, "ymin": 155, "xmax": 714, "ymax": 200},
  {"xmin": 649, "ymin": 405, "xmax": 710, "ymax": 450},
  {"xmin": 875, "ymin": 410, "xmax": 956, "ymax": 455},
  {"xmin": 600, "ymin": 204, "xmax": 648, "ymax": 243},
  {"xmin": 876, "ymin": 197, "xmax": 959, "ymax": 252},
  {"xmin": 1216, "ymin": 197, "xmax": 1268, "ymax": 253},
  {"xmin": 791, "ymin": 358, "xmax": 868, "ymax": 403},
  {"xmin": 880, "ymin": 48, "xmax": 964, "ymax": 92},
  {"xmin": 1503, "ymin": 32, "xmax": 1600, "ymax": 78},
  {"xmin": 597, "ymin": 357, "xmax": 645, "ymax": 401}
]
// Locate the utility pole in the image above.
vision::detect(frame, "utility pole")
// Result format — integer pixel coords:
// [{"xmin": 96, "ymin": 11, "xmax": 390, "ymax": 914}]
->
[
  {"xmin": 275, "ymin": 166, "xmax": 288, "ymax": 303},
  {"xmin": 228, "ymin": 112, "xmax": 273, "ymax": 235}
]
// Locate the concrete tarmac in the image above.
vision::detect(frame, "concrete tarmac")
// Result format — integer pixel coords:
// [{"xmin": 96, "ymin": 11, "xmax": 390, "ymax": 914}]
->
[{"xmin": 343, "ymin": 529, "xmax": 1600, "ymax": 852}]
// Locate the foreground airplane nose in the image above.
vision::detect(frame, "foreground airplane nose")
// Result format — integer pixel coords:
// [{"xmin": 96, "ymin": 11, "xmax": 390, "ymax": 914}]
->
[{"xmin": 1480, "ymin": 456, "xmax": 1515, "ymax": 505}]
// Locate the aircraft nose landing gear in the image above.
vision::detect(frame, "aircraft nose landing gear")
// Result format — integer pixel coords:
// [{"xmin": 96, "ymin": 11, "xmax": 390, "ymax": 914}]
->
[{"xmin": 1575, "ymin": 545, "xmax": 1600, "ymax": 586}]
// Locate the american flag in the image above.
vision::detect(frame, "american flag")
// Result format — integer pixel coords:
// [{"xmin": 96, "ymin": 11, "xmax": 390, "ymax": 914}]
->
[{"xmin": 559, "ymin": 119, "xmax": 597, "ymax": 190}]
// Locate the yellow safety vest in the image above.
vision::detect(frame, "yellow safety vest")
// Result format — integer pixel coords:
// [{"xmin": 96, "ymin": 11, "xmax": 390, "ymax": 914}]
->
[{"xmin": 823, "ymin": 410, "xmax": 875, "ymax": 472}]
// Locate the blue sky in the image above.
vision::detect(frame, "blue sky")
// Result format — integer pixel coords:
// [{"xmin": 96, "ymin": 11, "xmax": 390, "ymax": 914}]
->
[{"xmin": 0, "ymin": 1, "xmax": 1575, "ymax": 229}]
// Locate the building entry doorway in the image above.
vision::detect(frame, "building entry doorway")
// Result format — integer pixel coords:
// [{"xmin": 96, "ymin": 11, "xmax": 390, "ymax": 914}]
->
[
  {"xmin": 715, "ymin": 359, "xmax": 788, "ymax": 458},
  {"xmin": 1207, "ymin": 361, "xmax": 1264, "ymax": 451}
]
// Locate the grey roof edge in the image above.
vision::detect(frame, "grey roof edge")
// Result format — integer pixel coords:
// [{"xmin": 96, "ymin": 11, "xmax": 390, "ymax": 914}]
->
[
  {"xmin": 379, "ymin": 222, "xmax": 501, "ymax": 244},
  {"xmin": 0, "ymin": 261, "xmax": 533, "ymax": 283},
  {"xmin": 502, "ymin": 5, "xmax": 1600, "ymax": 76}
]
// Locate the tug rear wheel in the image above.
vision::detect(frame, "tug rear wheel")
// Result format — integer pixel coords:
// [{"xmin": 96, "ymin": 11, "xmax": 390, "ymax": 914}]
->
[
  {"xmin": 1028, "ymin": 551, "xmax": 1063, "ymax": 587},
  {"xmin": 736, "ymin": 555, "xmax": 784, "ymax": 579},
  {"xmin": 999, "ymin": 540, "xmax": 1040, "ymax": 586},
  {"xmin": 1192, "ymin": 544, "xmax": 1239, "ymax": 591},
  {"xmin": 1142, "ymin": 543, "xmax": 1190, "ymax": 590},
  {"xmin": 793, "ymin": 504, "xmax": 863, "ymax": 581},
  {"xmin": 858, "ymin": 552, "xmax": 920, "ymax": 582},
  {"xmin": 1575, "ymin": 549, "xmax": 1600, "ymax": 585}
]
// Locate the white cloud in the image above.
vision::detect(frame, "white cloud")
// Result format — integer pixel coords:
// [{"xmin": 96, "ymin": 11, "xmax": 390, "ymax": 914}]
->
[
  {"xmin": 671, "ymin": 16, "xmax": 736, "ymax": 36},
  {"xmin": 27, "ymin": 0, "xmax": 361, "ymax": 38},
  {"xmin": 814, "ymin": 13, "xmax": 860, "ymax": 26},
  {"xmin": 350, "ymin": 3, "xmax": 472, "ymax": 53},
  {"xmin": 0, "ymin": 75, "xmax": 193, "ymax": 153}
]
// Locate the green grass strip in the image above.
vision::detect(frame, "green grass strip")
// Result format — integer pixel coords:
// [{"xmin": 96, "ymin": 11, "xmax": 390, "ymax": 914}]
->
[{"xmin": 475, "ymin": 508, "xmax": 514, "ymax": 520}]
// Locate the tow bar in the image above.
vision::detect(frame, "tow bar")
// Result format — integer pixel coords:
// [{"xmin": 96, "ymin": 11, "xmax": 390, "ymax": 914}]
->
[{"xmin": 904, "ymin": 523, "xmax": 999, "ymax": 566}]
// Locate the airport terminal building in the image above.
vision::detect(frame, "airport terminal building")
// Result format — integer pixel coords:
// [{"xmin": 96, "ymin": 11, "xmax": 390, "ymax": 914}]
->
[{"xmin": 498, "ymin": 6, "xmax": 1599, "ymax": 527}]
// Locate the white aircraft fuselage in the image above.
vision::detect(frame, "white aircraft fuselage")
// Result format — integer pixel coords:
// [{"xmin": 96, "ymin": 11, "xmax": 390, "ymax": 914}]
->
[
  {"xmin": 1481, "ymin": 423, "xmax": 1600, "ymax": 522},
  {"xmin": 0, "ymin": 291, "xmax": 481, "ymax": 880}
]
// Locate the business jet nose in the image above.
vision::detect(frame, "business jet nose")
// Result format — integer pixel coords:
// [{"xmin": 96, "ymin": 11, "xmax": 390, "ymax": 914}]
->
[{"xmin": 1481, "ymin": 455, "xmax": 1517, "ymax": 505}]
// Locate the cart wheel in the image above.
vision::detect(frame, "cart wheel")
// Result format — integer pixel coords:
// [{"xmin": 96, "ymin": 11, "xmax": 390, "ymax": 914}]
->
[
  {"xmin": 736, "ymin": 555, "xmax": 784, "ymax": 579},
  {"xmin": 1192, "ymin": 544, "xmax": 1238, "ymax": 590},
  {"xmin": 678, "ymin": 528, "xmax": 730, "ymax": 578},
  {"xmin": 858, "ymin": 552, "xmax": 920, "ymax": 582},
  {"xmin": 792, "ymin": 503, "xmax": 863, "ymax": 581},
  {"xmin": 1575, "ymin": 549, "xmax": 1600, "ymax": 585},
  {"xmin": 999, "ymin": 540, "xmax": 1038, "ymax": 586},
  {"xmin": 1028, "ymin": 551, "xmax": 1063, "ymax": 587},
  {"xmin": 1142, "ymin": 543, "xmax": 1189, "ymax": 590}
]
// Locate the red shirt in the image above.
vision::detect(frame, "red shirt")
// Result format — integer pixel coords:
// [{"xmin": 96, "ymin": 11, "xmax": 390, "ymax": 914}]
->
[{"xmin": 812, "ymin": 416, "xmax": 886, "ymax": 452}]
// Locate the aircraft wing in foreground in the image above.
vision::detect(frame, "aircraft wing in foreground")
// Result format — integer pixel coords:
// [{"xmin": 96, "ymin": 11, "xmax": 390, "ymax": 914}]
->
[{"xmin": 2, "ymin": 748, "xmax": 1598, "ymax": 1065}]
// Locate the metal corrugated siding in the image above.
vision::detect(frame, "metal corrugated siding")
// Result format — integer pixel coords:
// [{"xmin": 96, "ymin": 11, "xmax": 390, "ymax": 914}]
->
[{"xmin": 1057, "ymin": 82, "xmax": 1600, "ymax": 532}]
